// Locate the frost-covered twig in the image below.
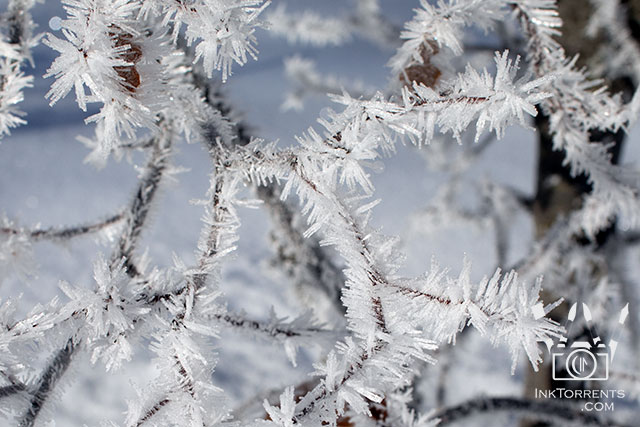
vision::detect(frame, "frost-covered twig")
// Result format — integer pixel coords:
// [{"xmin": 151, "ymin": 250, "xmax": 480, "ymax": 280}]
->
[
  {"xmin": 18, "ymin": 339, "xmax": 75, "ymax": 427},
  {"xmin": 231, "ymin": 146, "xmax": 420, "ymax": 423},
  {"xmin": 126, "ymin": 140, "xmax": 238, "ymax": 426},
  {"xmin": 389, "ymin": 0, "xmax": 505, "ymax": 77},
  {"xmin": 211, "ymin": 309, "xmax": 339, "ymax": 365},
  {"xmin": 226, "ymin": 144, "xmax": 561, "ymax": 424},
  {"xmin": 212, "ymin": 310, "xmax": 333, "ymax": 342},
  {"xmin": 0, "ymin": 210, "xmax": 125, "ymax": 283},
  {"xmin": 0, "ymin": 211, "xmax": 125, "ymax": 241},
  {"xmin": 0, "ymin": 56, "xmax": 32, "ymax": 138},
  {"xmin": 0, "ymin": 383, "xmax": 25, "ymax": 400},
  {"xmin": 183, "ymin": 52, "xmax": 347, "ymax": 316},
  {"xmin": 112, "ymin": 129, "xmax": 172, "ymax": 276},
  {"xmin": 0, "ymin": 0, "xmax": 38, "ymax": 138},
  {"xmin": 3, "ymin": 131, "xmax": 174, "ymax": 426},
  {"xmin": 43, "ymin": 0, "xmax": 269, "ymax": 159},
  {"xmin": 513, "ymin": 0, "xmax": 640, "ymax": 236},
  {"xmin": 587, "ymin": 0, "xmax": 640, "ymax": 82},
  {"xmin": 140, "ymin": 0, "xmax": 270, "ymax": 80},
  {"xmin": 3, "ymin": 0, "xmax": 39, "ymax": 55},
  {"xmin": 257, "ymin": 184, "xmax": 346, "ymax": 316},
  {"xmin": 1, "ymin": 130, "xmax": 171, "ymax": 337},
  {"xmin": 0, "ymin": 368, "xmax": 27, "ymax": 400},
  {"xmin": 295, "ymin": 50, "xmax": 549, "ymax": 168}
]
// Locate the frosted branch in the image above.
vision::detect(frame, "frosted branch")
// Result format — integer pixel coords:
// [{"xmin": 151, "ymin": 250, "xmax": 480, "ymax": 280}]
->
[
  {"xmin": 112, "ymin": 130, "xmax": 172, "ymax": 275},
  {"xmin": 211, "ymin": 309, "xmax": 339, "ymax": 365},
  {"xmin": 0, "ymin": 0, "xmax": 38, "ymax": 138},
  {"xmin": 140, "ymin": 0, "xmax": 270, "ymax": 81},
  {"xmin": 0, "ymin": 211, "xmax": 125, "ymax": 241},
  {"xmin": 0, "ymin": 383, "xmax": 26, "ymax": 399},
  {"xmin": 18, "ymin": 339, "xmax": 75, "ymax": 427},
  {"xmin": 513, "ymin": 0, "xmax": 640, "ymax": 236},
  {"xmin": 182, "ymin": 49, "xmax": 348, "ymax": 316},
  {"xmin": 227, "ymin": 144, "xmax": 561, "ymax": 424},
  {"xmin": 389, "ymin": 0, "xmax": 505, "ymax": 75},
  {"xmin": 588, "ymin": 0, "xmax": 640, "ymax": 82},
  {"xmin": 2, "ymin": 130, "xmax": 174, "ymax": 425},
  {"xmin": 126, "ymin": 140, "xmax": 238, "ymax": 426},
  {"xmin": 257, "ymin": 184, "xmax": 345, "ymax": 316}
]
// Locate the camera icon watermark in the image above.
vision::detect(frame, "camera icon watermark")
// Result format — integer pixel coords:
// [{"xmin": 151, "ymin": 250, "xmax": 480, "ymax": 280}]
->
[
  {"xmin": 546, "ymin": 302, "xmax": 629, "ymax": 382},
  {"xmin": 552, "ymin": 341, "xmax": 609, "ymax": 381}
]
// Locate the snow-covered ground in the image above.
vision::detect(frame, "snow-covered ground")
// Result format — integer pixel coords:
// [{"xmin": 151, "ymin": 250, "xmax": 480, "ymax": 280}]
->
[{"xmin": 2, "ymin": 1, "xmax": 639, "ymax": 425}]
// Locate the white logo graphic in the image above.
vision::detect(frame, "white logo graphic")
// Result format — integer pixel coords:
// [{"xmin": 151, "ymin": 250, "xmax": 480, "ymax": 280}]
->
[{"xmin": 548, "ymin": 302, "xmax": 628, "ymax": 382}]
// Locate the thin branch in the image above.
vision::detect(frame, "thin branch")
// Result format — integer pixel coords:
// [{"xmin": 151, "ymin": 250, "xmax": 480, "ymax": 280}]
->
[
  {"xmin": 14, "ymin": 132, "xmax": 172, "ymax": 426},
  {"xmin": 136, "ymin": 277, "xmax": 338, "ymax": 349},
  {"xmin": 134, "ymin": 398, "xmax": 170, "ymax": 427},
  {"xmin": 131, "ymin": 136, "xmax": 224, "ymax": 427},
  {"xmin": 234, "ymin": 149, "xmax": 540, "ymax": 329},
  {"xmin": 188, "ymin": 58, "xmax": 347, "ymax": 315},
  {"xmin": 0, "ymin": 383, "xmax": 27, "ymax": 399},
  {"xmin": 0, "ymin": 212, "xmax": 125, "ymax": 241},
  {"xmin": 257, "ymin": 184, "xmax": 346, "ymax": 315},
  {"xmin": 0, "ymin": 368, "xmax": 28, "ymax": 397},
  {"xmin": 294, "ymin": 340, "xmax": 386, "ymax": 422},
  {"xmin": 254, "ymin": 156, "xmax": 391, "ymax": 422},
  {"xmin": 209, "ymin": 310, "xmax": 337, "ymax": 342},
  {"xmin": 18, "ymin": 338, "xmax": 75, "ymax": 427},
  {"xmin": 117, "ymin": 135, "xmax": 156, "ymax": 151},
  {"xmin": 112, "ymin": 131, "xmax": 172, "ymax": 276},
  {"xmin": 5, "ymin": 0, "xmax": 36, "ymax": 59}
]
